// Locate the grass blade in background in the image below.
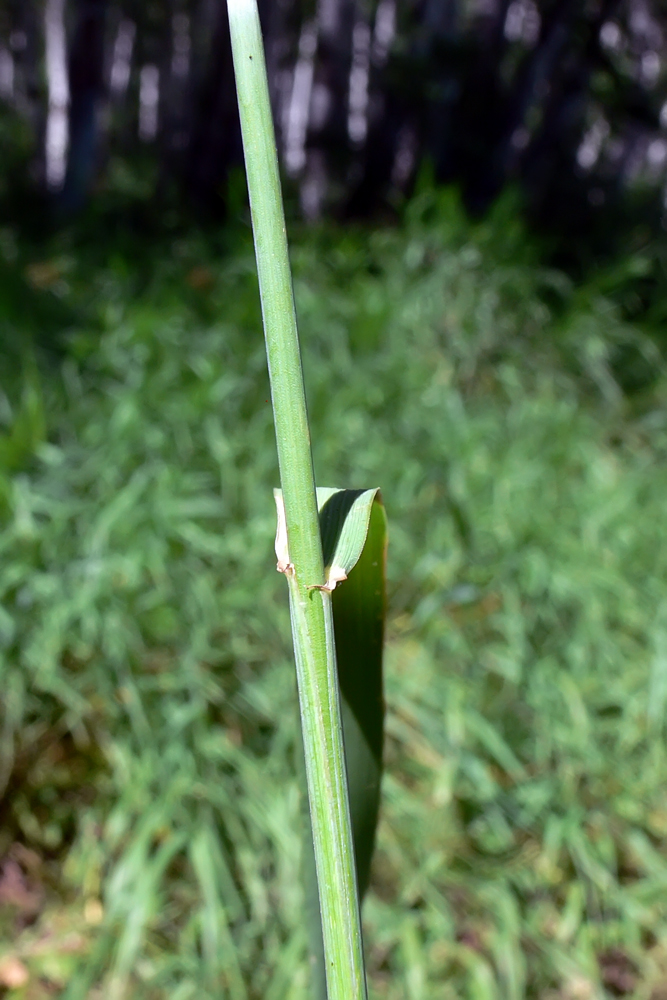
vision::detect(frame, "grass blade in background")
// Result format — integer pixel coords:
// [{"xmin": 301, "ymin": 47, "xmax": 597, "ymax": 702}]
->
[{"xmin": 276, "ymin": 489, "xmax": 387, "ymax": 998}]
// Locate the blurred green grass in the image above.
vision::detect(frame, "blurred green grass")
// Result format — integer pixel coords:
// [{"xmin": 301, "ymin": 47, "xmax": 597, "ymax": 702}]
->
[{"xmin": 2, "ymin": 190, "xmax": 667, "ymax": 999}]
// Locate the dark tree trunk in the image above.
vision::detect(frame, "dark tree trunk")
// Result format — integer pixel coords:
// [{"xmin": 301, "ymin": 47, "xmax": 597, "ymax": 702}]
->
[
  {"xmin": 300, "ymin": 0, "xmax": 356, "ymax": 217},
  {"xmin": 183, "ymin": 0, "xmax": 242, "ymax": 215},
  {"xmin": 60, "ymin": 0, "xmax": 108, "ymax": 214},
  {"xmin": 519, "ymin": 0, "xmax": 625, "ymax": 225},
  {"xmin": 490, "ymin": 0, "xmax": 581, "ymax": 194},
  {"xmin": 418, "ymin": 0, "xmax": 511, "ymax": 209}
]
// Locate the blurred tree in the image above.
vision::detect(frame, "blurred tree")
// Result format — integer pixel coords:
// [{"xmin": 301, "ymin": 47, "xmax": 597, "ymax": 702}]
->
[
  {"xmin": 60, "ymin": 0, "xmax": 108, "ymax": 212},
  {"xmin": 0, "ymin": 0, "xmax": 665, "ymax": 246}
]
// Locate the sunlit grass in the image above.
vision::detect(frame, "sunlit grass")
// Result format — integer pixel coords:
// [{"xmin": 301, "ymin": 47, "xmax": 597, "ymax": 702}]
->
[{"xmin": 2, "ymin": 190, "xmax": 667, "ymax": 998}]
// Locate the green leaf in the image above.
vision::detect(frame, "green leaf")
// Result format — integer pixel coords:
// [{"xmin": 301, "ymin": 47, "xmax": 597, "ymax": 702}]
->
[{"xmin": 276, "ymin": 488, "xmax": 387, "ymax": 999}]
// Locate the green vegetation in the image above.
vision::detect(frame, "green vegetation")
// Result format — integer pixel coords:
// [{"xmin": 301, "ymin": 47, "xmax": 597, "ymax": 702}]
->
[
  {"xmin": 227, "ymin": 3, "xmax": 371, "ymax": 994},
  {"xmin": 1, "ymin": 189, "xmax": 667, "ymax": 999}
]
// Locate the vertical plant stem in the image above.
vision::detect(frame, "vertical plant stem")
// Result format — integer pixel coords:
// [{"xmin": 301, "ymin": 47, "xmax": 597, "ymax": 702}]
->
[{"xmin": 226, "ymin": 2, "xmax": 368, "ymax": 998}]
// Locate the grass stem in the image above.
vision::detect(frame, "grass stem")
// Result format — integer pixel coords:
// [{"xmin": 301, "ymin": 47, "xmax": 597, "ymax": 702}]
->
[{"xmin": 226, "ymin": 1, "xmax": 368, "ymax": 997}]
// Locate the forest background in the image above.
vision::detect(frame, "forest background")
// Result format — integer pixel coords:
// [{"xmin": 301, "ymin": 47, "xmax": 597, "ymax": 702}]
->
[{"xmin": 3, "ymin": 1, "xmax": 667, "ymax": 998}]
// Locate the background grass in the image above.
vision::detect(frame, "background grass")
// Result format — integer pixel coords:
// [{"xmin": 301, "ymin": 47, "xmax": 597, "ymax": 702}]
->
[{"xmin": 1, "ymin": 189, "xmax": 667, "ymax": 999}]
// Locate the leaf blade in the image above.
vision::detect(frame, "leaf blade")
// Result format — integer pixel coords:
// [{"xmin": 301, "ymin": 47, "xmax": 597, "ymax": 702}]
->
[{"xmin": 287, "ymin": 488, "xmax": 387, "ymax": 999}]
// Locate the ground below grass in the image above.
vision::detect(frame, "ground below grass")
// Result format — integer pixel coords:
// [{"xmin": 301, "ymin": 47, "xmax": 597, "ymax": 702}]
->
[{"xmin": 2, "ymin": 192, "xmax": 667, "ymax": 999}]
